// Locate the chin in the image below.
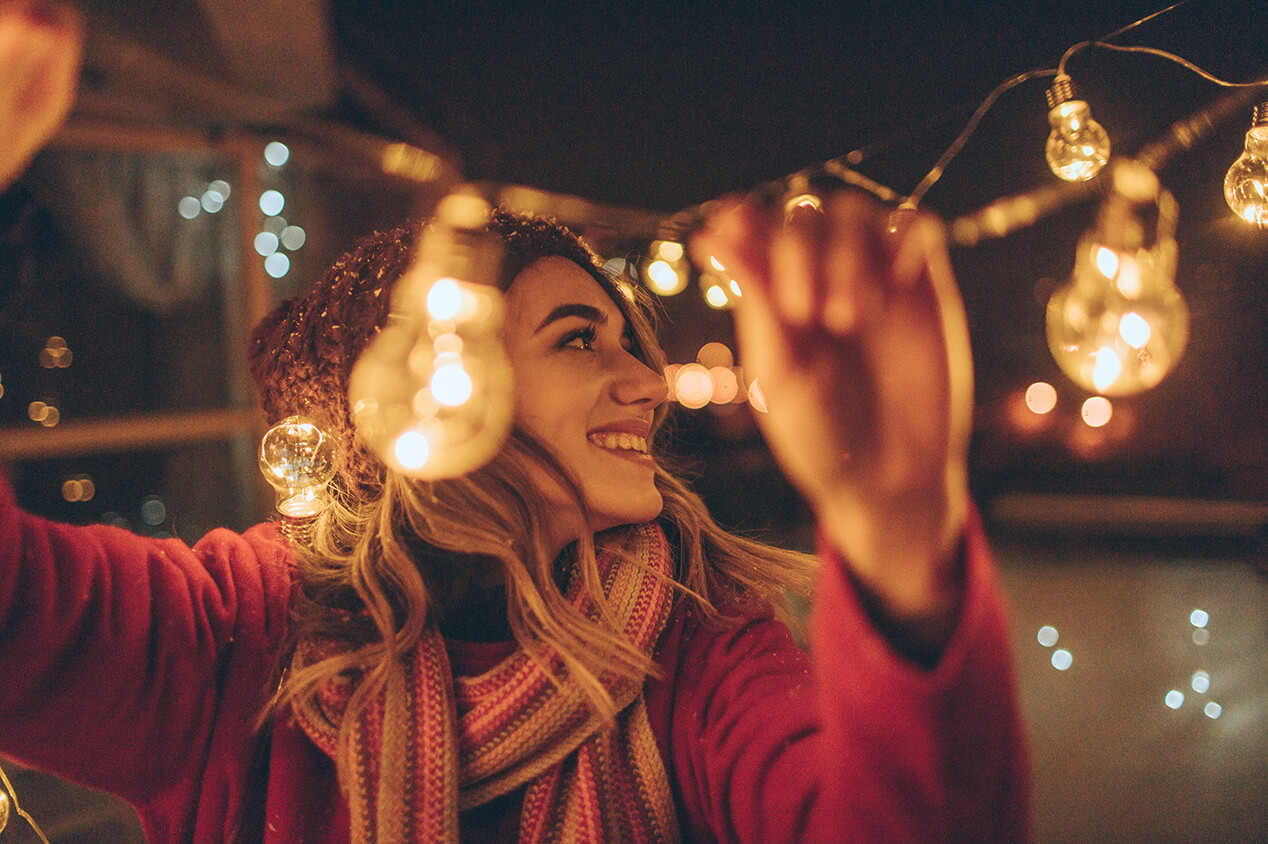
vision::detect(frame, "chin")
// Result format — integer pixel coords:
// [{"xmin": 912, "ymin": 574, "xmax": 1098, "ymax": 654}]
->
[{"xmin": 590, "ymin": 492, "xmax": 664, "ymax": 532}]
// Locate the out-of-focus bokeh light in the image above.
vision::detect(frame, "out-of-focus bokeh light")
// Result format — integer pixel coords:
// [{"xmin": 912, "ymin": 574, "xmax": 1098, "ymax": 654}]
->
[
  {"xmin": 748, "ymin": 378, "xmax": 768, "ymax": 413},
  {"xmin": 178, "ymin": 196, "xmax": 201, "ymax": 219},
  {"xmin": 1025, "ymin": 382, "xmax": 1057, "ymax": 415},
  {"xmin": 663, "ymin": 365, "xmax": 681, "ymax": 401},
  {"xmin": 1091, "ymin": 346, "xmax": 1123, "ymax": 393},
  {"xmin": 263, "ymin": 215, "xmax": 287, "ymax": 235},
  {"xmin": 1190, "ymin": 608, "xmax": 1209, "ymax": 628},
  {"xmin": 704, "ymin": 284, "xmax": 729, "ymax": 309},
  {"xmin": 1118, "ymin": 312, "xmax": 1152, "ymax": 349},
  {"xmin": 427, "ymin": 279, "xmax": 463, "ymax": 321},
  {"xmin": 1191, "ymin": 670, "xmax": 1211, "ymax": 694},
  {"xmin": 431, "ymin": 364, "xmax": 473, "ymax": 407},
  {"xmin": 61, "ymin": 476, "xmax": 95, "ymax": 503},
  {"xmin": 647, "ymin": 259, "xmax": 685, "ymax": 295},
  {"xmin": 1051, "ymin": 649, "xmax": 1073, "ymax": 670},
  {"xmin": 675, "ymin": 363, "xmax": 714, "ymax": 409},
  {"xmin": 28, "ymin": 400, "xmax": 59, "ymax": 427},
  {"xmin": 1094, "ymin": 245, "xmax": 1119, "ymax": 279},
  {"xmin": 1081, "ymin": 396, "xmax": 1113, "ymax": 428},
  {"xmin": 655, "ymin": 241, "xmax": 684, "ymax": 262},
  {"xmin": 254, "ymin": 232, "xmax": 280, "ymax": 256},
  {"xmin": 40, "ymin": 336, "xmax": 71, "ymax": 369},
  {"xmin": 201, "ymin": 188, "xmax": 225, "ymax": 214},
  {"xmin": 1204, "ymin": 701, "xmax": 1222, "ymax": 719},
  {"xmin": 729, "ymin": 280, "xmax": 743, "ymax": 298},
  {"xmin": 697, "ymin": 342, "xmax": 734, "ymax": 369},
  {"xmin": 259, "ymin": 190, "xmax": 286, "ymax": 216},
  {"xmin": 708, "ymin": 366, "xmax": 740, "ymax": 404},
  {"xmin": 1192, "ymin": 627, "xmax": 1211, "ymax": 646},
  {"xmin": 264, "ymin": 141, "xmax": 290, "ymax": 167},
  {"xmin": 265, "ymin": 252, "xmax": 291, "ymax": 278},
  {"xmin": 394, "ymin": 430, "xmax": 430, "ymax": 471},
  {"xmin": 1164, "ymin": 690, "xmax": 1185, "ymax": 710},
  {"xmin": 141, "ymin": 496, "xmax": 167, "ymax": 526},
  {"xmin": 280, "ymin": 225, "xmax": 306, "ymax": 251},
  {"xmin": 1037, "ymin": 625, "xmax": 1059, "ymax": 647}
]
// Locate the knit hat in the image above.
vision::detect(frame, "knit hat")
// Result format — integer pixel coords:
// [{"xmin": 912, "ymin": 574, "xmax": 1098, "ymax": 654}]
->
[{"xmin": 247, "ymin": 209, "xmax": 611, "ymax": 501}]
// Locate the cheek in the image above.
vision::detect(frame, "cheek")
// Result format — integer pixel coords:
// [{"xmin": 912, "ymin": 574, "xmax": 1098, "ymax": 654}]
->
[{"xmin": 513, "ymin": 374, "xmax": 584, "ymax": 447}]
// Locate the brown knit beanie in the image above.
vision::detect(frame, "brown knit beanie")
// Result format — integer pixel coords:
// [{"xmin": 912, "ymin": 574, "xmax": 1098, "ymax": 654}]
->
[{"xmin": 247, "ymin": 208, "xmax": 611, "ymax": 501}]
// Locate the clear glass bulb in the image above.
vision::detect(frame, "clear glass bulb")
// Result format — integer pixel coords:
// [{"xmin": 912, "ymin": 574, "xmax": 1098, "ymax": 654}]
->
[
  {"xmin": 1224, "ymin": 105, "xmax": 1268, "ymax": 228},
  {"xmin": 348, "ymin": 191, "xmax": 513, "ymax": 479},
  {"xmin": 258, "ymin": 416, "xmax": 337, "ymax": 518},
  {"xmin": 1047, "ymin": 99, "xmax": 1111, "ymax": 182},
  {"xmin": 1046, "ymin": 163, "xmax": 1188, "ymax": 396}
]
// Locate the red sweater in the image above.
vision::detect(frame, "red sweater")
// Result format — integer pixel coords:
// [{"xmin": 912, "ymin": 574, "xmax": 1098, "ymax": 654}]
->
[{"xmin": 0, "ymin": 478, "xmax": 1028, "ymax": 842}]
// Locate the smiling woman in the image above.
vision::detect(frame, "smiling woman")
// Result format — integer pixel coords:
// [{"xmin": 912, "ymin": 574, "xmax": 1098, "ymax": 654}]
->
[
  {"xmin": 0, "ymin": 204, "xmax": 1030, "ymax": 843},
  {"xmin": 502, "ymin": 256, "xmax": 669, "ymax": 540}
]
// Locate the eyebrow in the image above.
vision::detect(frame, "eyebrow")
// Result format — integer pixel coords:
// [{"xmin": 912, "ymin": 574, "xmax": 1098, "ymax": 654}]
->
[{"xmin": 533, "ymin": 303, "xmax": 610, "ymax": 335}]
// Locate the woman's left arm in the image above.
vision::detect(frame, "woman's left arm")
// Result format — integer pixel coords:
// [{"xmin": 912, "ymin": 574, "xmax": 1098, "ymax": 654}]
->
[{"xmin": 691, "ymin": 194, "xmax": 975, "ymax": 659}]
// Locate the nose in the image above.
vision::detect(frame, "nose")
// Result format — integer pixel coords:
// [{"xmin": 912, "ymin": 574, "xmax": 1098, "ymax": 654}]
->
[{"xmin": 612, "ymin": 351, "xmax": 668, "ymax": 408}]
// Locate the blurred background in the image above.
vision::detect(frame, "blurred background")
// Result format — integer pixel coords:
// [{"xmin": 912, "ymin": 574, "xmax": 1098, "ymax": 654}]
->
[{"xmin": 0, "ymin": 0, "xmax": 1265, "ymax": 841}]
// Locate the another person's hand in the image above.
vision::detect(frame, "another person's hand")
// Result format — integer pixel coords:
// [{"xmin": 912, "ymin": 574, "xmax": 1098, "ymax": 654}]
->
[
  {"xmin": 0, "ymin": 1, "xmax": 82, "ymax": 189},
  {"xmin": 692, "ymin": 193, "xmax": 974, "ymax": 637}
]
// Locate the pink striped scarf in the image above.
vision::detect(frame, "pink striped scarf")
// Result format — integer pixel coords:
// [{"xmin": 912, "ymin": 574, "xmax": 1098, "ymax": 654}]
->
[{"xmin": 293, "ymin": 523, "xmax": 681, "ymax": 843}]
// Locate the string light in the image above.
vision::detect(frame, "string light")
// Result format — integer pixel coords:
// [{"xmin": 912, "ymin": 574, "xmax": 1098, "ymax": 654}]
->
[
  {"xmin": 1044, "ymin": 74, "xmax": 1111, "ymax": 182},
  {"xmin": 258, "ymin": 416, "xmax": 337, "ymax": 539},
  {"xmin": 1224, "ymin": 101, "xmax": 1268, "ymax": 228},
  {"xmin": 1046, "ymin": 161, "xmax": 1188, "ymax": 396},
  {"xmin": 348, "ymin": 190, "xmax": 513, "ymax": 479}
]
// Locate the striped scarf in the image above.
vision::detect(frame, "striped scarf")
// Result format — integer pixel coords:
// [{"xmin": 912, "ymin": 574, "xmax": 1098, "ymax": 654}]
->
[{"xmin": 292, "ymin": 523, "xmax": 681, "ymax": 843}]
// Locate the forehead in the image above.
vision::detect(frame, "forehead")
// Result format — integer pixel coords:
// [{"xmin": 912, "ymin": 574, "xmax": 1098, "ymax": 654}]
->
[{"xmin": 505, "ymin": 256, "xmax": 623, "ymax": 324}]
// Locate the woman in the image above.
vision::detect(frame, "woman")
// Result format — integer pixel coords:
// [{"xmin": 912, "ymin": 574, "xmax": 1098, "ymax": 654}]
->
[{"xmin": 0, "ymin": 195, "xmax": 1028, "ymax": 842}]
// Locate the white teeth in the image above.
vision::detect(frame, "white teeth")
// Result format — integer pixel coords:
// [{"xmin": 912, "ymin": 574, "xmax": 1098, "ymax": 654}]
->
[{"xmin": 588, "ymin": 432, "xmax": 649, "ymax": 454}]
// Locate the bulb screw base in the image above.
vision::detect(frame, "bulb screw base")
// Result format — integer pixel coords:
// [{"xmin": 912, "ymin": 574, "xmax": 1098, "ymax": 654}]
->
[
  {"xmin": 1046, "ymin": 74, "xmax": 1075, "ymax": 110},
  {"xmin": 1252, "ymin": 100, "xmax": 1268, "ymax": 128},
  {"xmin": 278, "ymin": 513, "xmax": 318, "ymax": 544}
]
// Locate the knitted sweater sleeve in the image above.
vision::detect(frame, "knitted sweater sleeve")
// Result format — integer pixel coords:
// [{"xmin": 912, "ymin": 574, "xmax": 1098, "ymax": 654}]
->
[
  {"xmin": 650, "ymin": 507, "xmax": 1029, "ymax": 843},
  {"xmin": 0, "ymin": 477, "xmax": 293, "ymax": 825}
]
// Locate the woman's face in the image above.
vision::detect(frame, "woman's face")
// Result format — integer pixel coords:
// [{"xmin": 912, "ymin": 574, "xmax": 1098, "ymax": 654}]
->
[{"xmin": 501, "ymin": 256, "xmax": 668, "ymax": 537}]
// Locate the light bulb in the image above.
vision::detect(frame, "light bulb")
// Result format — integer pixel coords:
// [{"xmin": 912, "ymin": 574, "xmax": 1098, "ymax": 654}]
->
[
  {"xmin": 1224, "ymin": 101, "xmax": 1268, "ymax": 228},
  {"xmin": 348, "ymin": 190, "xmax": 513, "ymax": 479},
  {"xmin": 258, "ymin": 416, "xmax": 337, "ymax": 528},
  {"xmin": 1046, "ymin": 161, "xmax": 1188, "ymax": 396},
  {"xmin": 1045, "ymin": 75, "xmax": 1110, "ymax": 182}
]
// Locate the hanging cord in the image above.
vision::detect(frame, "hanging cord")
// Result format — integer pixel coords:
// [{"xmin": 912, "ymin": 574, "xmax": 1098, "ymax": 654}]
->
[
  {"xmin": 905, "ymin": 0, "xmax": 1268, "ymax": 209},
  {"xmin": 0, "ymin": 760, "xmax": 51, "ymax": 844}
]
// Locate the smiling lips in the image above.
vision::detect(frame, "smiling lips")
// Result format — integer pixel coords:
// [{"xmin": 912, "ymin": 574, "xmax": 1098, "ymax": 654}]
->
[{"xmin": 587, "ymin": 431, "xmax": 651, "ymax": 455}]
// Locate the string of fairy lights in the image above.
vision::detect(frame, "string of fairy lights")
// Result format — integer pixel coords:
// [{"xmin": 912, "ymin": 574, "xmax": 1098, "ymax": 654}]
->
[{"xmin": 311, "ymin": 0, "xmax": 1268, "ymax": 496}]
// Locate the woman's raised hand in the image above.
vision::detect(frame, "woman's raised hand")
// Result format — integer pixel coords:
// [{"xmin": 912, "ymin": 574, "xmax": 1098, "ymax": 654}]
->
[
  {"xmin": 0, "ymin": 1, "xmax": 82, "ymax": 189},
  {"xmin": 691, "ymin": 193, "xmax": 974, "ymax": 637}
]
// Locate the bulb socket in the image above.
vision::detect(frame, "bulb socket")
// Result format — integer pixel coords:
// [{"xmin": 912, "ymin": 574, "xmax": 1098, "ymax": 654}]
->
[
  {"xmin": 1252, "ymin": 100, "xmax": 1268, "ymax": 128},
  {"xmin": 1046, "ymin": 75, "xmax": 1075, "ymax": 110}
]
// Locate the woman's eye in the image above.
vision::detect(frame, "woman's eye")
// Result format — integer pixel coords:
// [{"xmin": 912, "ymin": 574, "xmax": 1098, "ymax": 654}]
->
[{"xmin": 560, "ymin": 325, "xmax": 597, "ymax": 350}]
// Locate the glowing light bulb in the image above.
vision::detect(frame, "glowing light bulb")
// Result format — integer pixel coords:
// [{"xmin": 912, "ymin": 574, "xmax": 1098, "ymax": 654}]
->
[
  {"xmin": 1045, "ymin": 76, "xmax": 1110, "ymax": 182},
  {"xmin": 1046, "ymin": 161, "xmax": 1188, "ymax": 395},
  {"xmin": 258, "ymin": 416, "xmax": 337, "ymax": 530},
  {"xmin": 349, "ymin": 190, "xmax": 513, "ymax": 479},
  {"xmin": 1224, "ymin": 101, "xmax": 1268, "ymax": 228}
]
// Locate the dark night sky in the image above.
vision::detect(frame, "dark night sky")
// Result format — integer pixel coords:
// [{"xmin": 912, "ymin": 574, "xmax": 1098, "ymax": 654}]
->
[{"xmin": 328, "ymin": 0, "xmax": 1260, "ymax": 214}]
